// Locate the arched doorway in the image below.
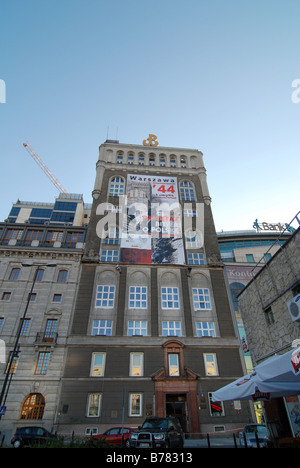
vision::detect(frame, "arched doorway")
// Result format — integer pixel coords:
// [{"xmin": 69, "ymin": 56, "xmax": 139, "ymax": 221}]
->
[{"xmin": 20, "ymin": 393, "xmax": 45, "ymax": 420}]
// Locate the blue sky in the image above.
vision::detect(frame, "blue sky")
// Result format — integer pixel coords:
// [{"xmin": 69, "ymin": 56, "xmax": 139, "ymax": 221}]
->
[{"xmin": 0, "ymin": 0, "xmax": 299, "ymax": 231}]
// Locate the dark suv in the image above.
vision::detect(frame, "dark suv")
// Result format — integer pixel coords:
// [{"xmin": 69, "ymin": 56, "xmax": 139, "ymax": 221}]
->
[
  {"xmin": 129, "ymin": 417, "xmax": 184, "ymax": 448},
  {"xmin": 11, "ymin": 426, "xmax": 57, "ymax": 448}
]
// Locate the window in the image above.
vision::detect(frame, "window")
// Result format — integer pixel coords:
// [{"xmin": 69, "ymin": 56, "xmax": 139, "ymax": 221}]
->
[
  {"xmin": 100, "ymin": 249, "xmax": 119, "ymax": 262},
  {"xmin": 44, "ymin": 319, "xmax": 57, "ymax": 342},
  {"xmin": 180, "ymin": 156, "xmax": 187, "ymax": 168},
  {"xmin": 138, "ymin": 154, "xmax": 145, "ymax": 165},
  {"xmin": 92, "ymin": 320, "xmax": 113, "ymax": 336},
  {"xmin": 5, "ymin": 351, "xmax": 19, "ymax": 374},
  {"xmin": 35, "ymin": 352, "xmax": 50, "ymax": 375},
  {"xmin": 208, "ymin": 392, "xmax": 225, "ymax": 417},
  {"xmin": 187, "ymin": 253, "xmax": 205, "ymax": 265},
  {"xmin": 44, "ymin": 231, "xmax": 63, "ymax": 246},
  {"xmin": 246, "ymin": 254, "xmax": 255, "ymax": 263},
  {"xmin": 168, "ymin": 354, "xmax": 180, "ymax": 376},
  {"xmin": 9, "ymin": 268, "xmax": 20, "ymax": 281},
  {"xmin": 35, "ymin": 269, "xmax": 44, "ymax": 282},
  {"xmin": 52, "ymin": 293, "xmax": 62, "ymax": 302},
  {"xmin": 1, "ymin": 292, "xmax": 11, "ymax": 301},
  {"xmin": 24, "ymin": 229, "xmax": 43, "ymax": 245},
  {"xmin": 130, "ymin": 352, "xmax": 144, "ymax": 376},
  {"xmin": 18, "ymin": 318, "xmax": 31, "ymax": 337},
  {"xmin": 27, "ymin": 292, "xmax": 36, "ymax": 302},
  {"xmin": 65, "ymin": 231, "xmax": 84, "ymax": 247},
  {"xmin": 129, "ymin": 286, "xmax": 147, "ymax": 308},
  {"xmin": 162, "ymin": 321, "xmax": 182, "ymax": 337},
  {"xmin": 265, "ymin": 307, "xmax": 275, "ymax": 325},
  {"xmin": 185, "ymin": 230, "xmax": 203, "ymax": 249},
  {"xmin": 116, "ymin": 153, "xmax": 123, "ymax": 164},
  {"xmin": 170, "ymin": 156, "xmax": 177, "ymax": 167},
  {"xmin": 179, "ymin": 181, "xmax": 195, "ymax": 200},
  {"xmin": 0, "ymin": 317, "xmax": 4, "ymax": 332},
  {"xmin": 129, "ymin": 393, "xmax": 142, "ymax": 416},
  {"xmin": 109, "ymin": 177, "xmax": 125, "ymax": 196},
  {"xmin": 204, "ymin": 353, "xmax": 218, "ymax": 376},
  {"xmin": 3, "ymin": 229, "xmax": 23, "ymax": 245},
  {"xmin": 57, "ymin": 270, "xmax": 68, "ymax": 282},
  {"xmin": 103, "ymin": 226, "xmax": 119, "ymax": 245},
  {"xmin": 95, "ymin": 285, "xmax": 115, "ymax": 308},
  {"xmin": 128, "ymin": 321, "xmax": 147, "ymax": 336},
  {"xmin": 20, "ymin": 393, "xmax": 45, "ymax": 420},
  {"xmin": 161, "ymin": 287, "xmax": 179, "ymax": 309},
  {"xmin": 192, "ymin": 288, "xmax": 212, "ymax": 310},
  {"xmin": 90, "ymin": 353, "xmax": 106, "ymax": 376},
  {"xmin": 196, "ymin": 322, "xmax": 216, "ymax": 337},
  {"xmin": 264, "ymin": 253, "xmax": 272, "ymax": 262},
  {"xmin": 87, "ymin": 393, "xmax": 102, "ymax": 417},
  {"xmin": 128, "ymin": 154, "xmax": 134, "ymax": 165}
]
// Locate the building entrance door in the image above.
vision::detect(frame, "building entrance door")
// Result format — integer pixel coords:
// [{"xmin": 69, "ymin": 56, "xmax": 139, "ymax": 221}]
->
[{"xmin": 165, "ymin": 394, "xmax": 187, "ymax": 433}]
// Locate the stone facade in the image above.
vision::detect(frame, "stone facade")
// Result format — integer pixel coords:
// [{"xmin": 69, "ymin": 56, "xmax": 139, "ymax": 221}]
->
[{"xmin": 238, "ymin": 227, "xmax": 300, "ymax": 364}]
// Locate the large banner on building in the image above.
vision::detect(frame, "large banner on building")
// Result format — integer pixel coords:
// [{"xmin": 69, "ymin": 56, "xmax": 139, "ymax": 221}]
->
[{"xmin": 120, "ymin": 174, "xmax": 185, "ymax": 265}]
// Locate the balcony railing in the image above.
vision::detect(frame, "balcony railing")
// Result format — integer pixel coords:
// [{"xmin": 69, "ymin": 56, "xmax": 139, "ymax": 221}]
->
[{"xmin": 35, "ymin": 332, "xmax": 58, "ymax": 344}]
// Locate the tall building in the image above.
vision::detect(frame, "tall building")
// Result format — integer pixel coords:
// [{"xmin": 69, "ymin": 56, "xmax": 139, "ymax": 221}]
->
[{"xmin": 56, "ymin": 136, "xmax": 251, "ymax": 437}]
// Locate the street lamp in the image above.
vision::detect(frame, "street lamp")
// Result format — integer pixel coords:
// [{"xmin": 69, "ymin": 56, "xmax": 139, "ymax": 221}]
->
[{"xmin": 0, "ymin": 263, "xmax": 57, "ymax": 416}]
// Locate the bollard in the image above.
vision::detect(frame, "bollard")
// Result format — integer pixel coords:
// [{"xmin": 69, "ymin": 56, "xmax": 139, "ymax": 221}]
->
[
  {"xmin": 233, "ymin": 432, "xmax": 237, "ymax": 448},
  {"xmin": 206, "ymin": 433, "xmax": 210, "ymax": 448}
]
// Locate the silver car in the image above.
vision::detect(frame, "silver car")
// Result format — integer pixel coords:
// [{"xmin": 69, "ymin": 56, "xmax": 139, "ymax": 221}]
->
[{"xmin": 239, "ymin": 424, "xmax": 270, "ymax": 448}]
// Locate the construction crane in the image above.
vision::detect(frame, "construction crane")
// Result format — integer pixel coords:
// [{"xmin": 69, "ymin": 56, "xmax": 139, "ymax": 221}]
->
[{"xmin": 23, "ymin": 141, "xmax": 68, "ymax": 194}]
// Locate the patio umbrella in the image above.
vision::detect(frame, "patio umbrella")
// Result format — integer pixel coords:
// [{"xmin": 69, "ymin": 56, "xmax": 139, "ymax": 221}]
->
[{"xmin": 212, "ymin": 346, "xmax": 300, "ymax": 402}]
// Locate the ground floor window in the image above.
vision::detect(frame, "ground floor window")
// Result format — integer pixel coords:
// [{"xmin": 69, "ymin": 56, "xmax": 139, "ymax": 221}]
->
[{"xmin": 20, "ymin": 393, "xmax": 45, "ymax": 420}]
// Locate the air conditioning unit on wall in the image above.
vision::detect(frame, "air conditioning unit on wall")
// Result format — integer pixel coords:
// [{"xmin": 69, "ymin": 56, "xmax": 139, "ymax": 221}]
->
[{"xmin": 287, "ymin": 294, "xmax": 300, "ymax": 322}]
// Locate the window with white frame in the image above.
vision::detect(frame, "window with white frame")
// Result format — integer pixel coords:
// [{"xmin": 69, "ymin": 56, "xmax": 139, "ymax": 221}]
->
[
  {"xmin": 187, "ymin": 252, "xmax": 205, "ymax": 265},
  {"xmin": 179, "ymin": 181, "xmax": 195, "ymax": 200},
  {"xmin": 204, "ymin": 353, "xmax": 218, "ymax": 376},
  {"xmin": 192, "ymin": 288, "xmax": 211, "ymax": 310},
  {"xmin": 90, "ymin": 353, "xmax": 106, "ymax": 376},
  {"xmin": 161, "ymin": 287, "xmax": 179, "ymax": 309},
  {"xmin": 130, "ymin": 352, "xmax": 144, "ymax": 376},
  {"xmin": 103, "ymin": 226, "xmax": 119, "ymax": 245},
  {"xmin": 95, "ymin": 285, "xmax": 115, "ymax": 308},
  {"xmin": 129, "ymin": 286, "xmax": 147, "ymax": 308},
  {"xmin": 196, "ymin": 322, "xmax": 216, "ymax": 337},
  {"xmin": 91, "ymin": 320, "xmax": 112, "ymax": 336},
  {"xmin": 128, "ymin": 320, "xmax": 147, "ymax": 336},
  {"xmin": 100, "ymin": 249, "xmax": 119, "ymax": 262},
  {"xmin": 87, "ymin": 393, "xmax": 102, "ymax": 417},
  {"xmin": 129, "ymin": 393, "xmax": 142, "ymax": 416},
  {"xmin": 185, "ymin": 230, "xmax": 203, "ymax": 249},
  {"xmin": 162, "ymin": 321, "xmax": 182, "ymax": 337},
  {"xmin": 109, "ymin": 177, "xmax": 125, "ymax": 196}
]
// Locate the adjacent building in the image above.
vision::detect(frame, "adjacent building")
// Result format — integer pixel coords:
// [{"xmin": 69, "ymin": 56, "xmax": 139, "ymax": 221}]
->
[
  {"xmin": 238, "ymin": 219, "xmax": 300, "ymax": 437},
  {"xmin": 0, "ymin": 194, "xmax": 87, "ymax": 441}
]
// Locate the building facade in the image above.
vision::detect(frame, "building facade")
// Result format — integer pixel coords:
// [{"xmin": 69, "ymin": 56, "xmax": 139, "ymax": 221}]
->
[
  {"xmin": 56, "ymin": 138, "xmax": 251, "ymax": 437},
  {"xmin": 0, "ymin": 195, "xmax": 87, "ymax": 441},
  {"xmin": 238, "ymin": 220, "xmax": 300, "ymax": 437}
]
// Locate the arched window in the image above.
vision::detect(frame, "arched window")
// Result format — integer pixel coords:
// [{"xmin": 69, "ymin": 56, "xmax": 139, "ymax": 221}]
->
[
  {"xmin": 179, "ymin": 181, "xmax": 195, "ymax": 201},
  {"xmin": 109, "ymin": 177, "xmax": 125, "ymax": 196},
  {"xmin": 20, "ymin": 393, "xmax": 45, "ymax": 420},
  {"xmin": 185, "ymin": 230, "xmax": 203, "ymax": 249}
]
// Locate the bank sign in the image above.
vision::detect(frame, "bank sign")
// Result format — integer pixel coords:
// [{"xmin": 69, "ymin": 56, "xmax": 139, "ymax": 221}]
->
[
  {"xmin": 120, "ymin": 174, "xmax": 185, "ymax": 265},
  {"xmin": 253, "ymin": 219, "xmax": 296, "ymax": 232}
]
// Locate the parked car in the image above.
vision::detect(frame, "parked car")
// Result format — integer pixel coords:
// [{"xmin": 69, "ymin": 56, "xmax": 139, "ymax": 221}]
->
[
  {"xmin": 129, "ymin": 417, "xmax": 184, "ymax": 448},
  {"xmin": 11, "ymin": 426, "xmax": 57, "ymax": 448},
  {"xmin": 92, "ymin": 427, "xmax": 134, "ymax": 447},
  {"xmin": 239, "ymin": 424, "xmax": 270, "ymax": 448}
]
